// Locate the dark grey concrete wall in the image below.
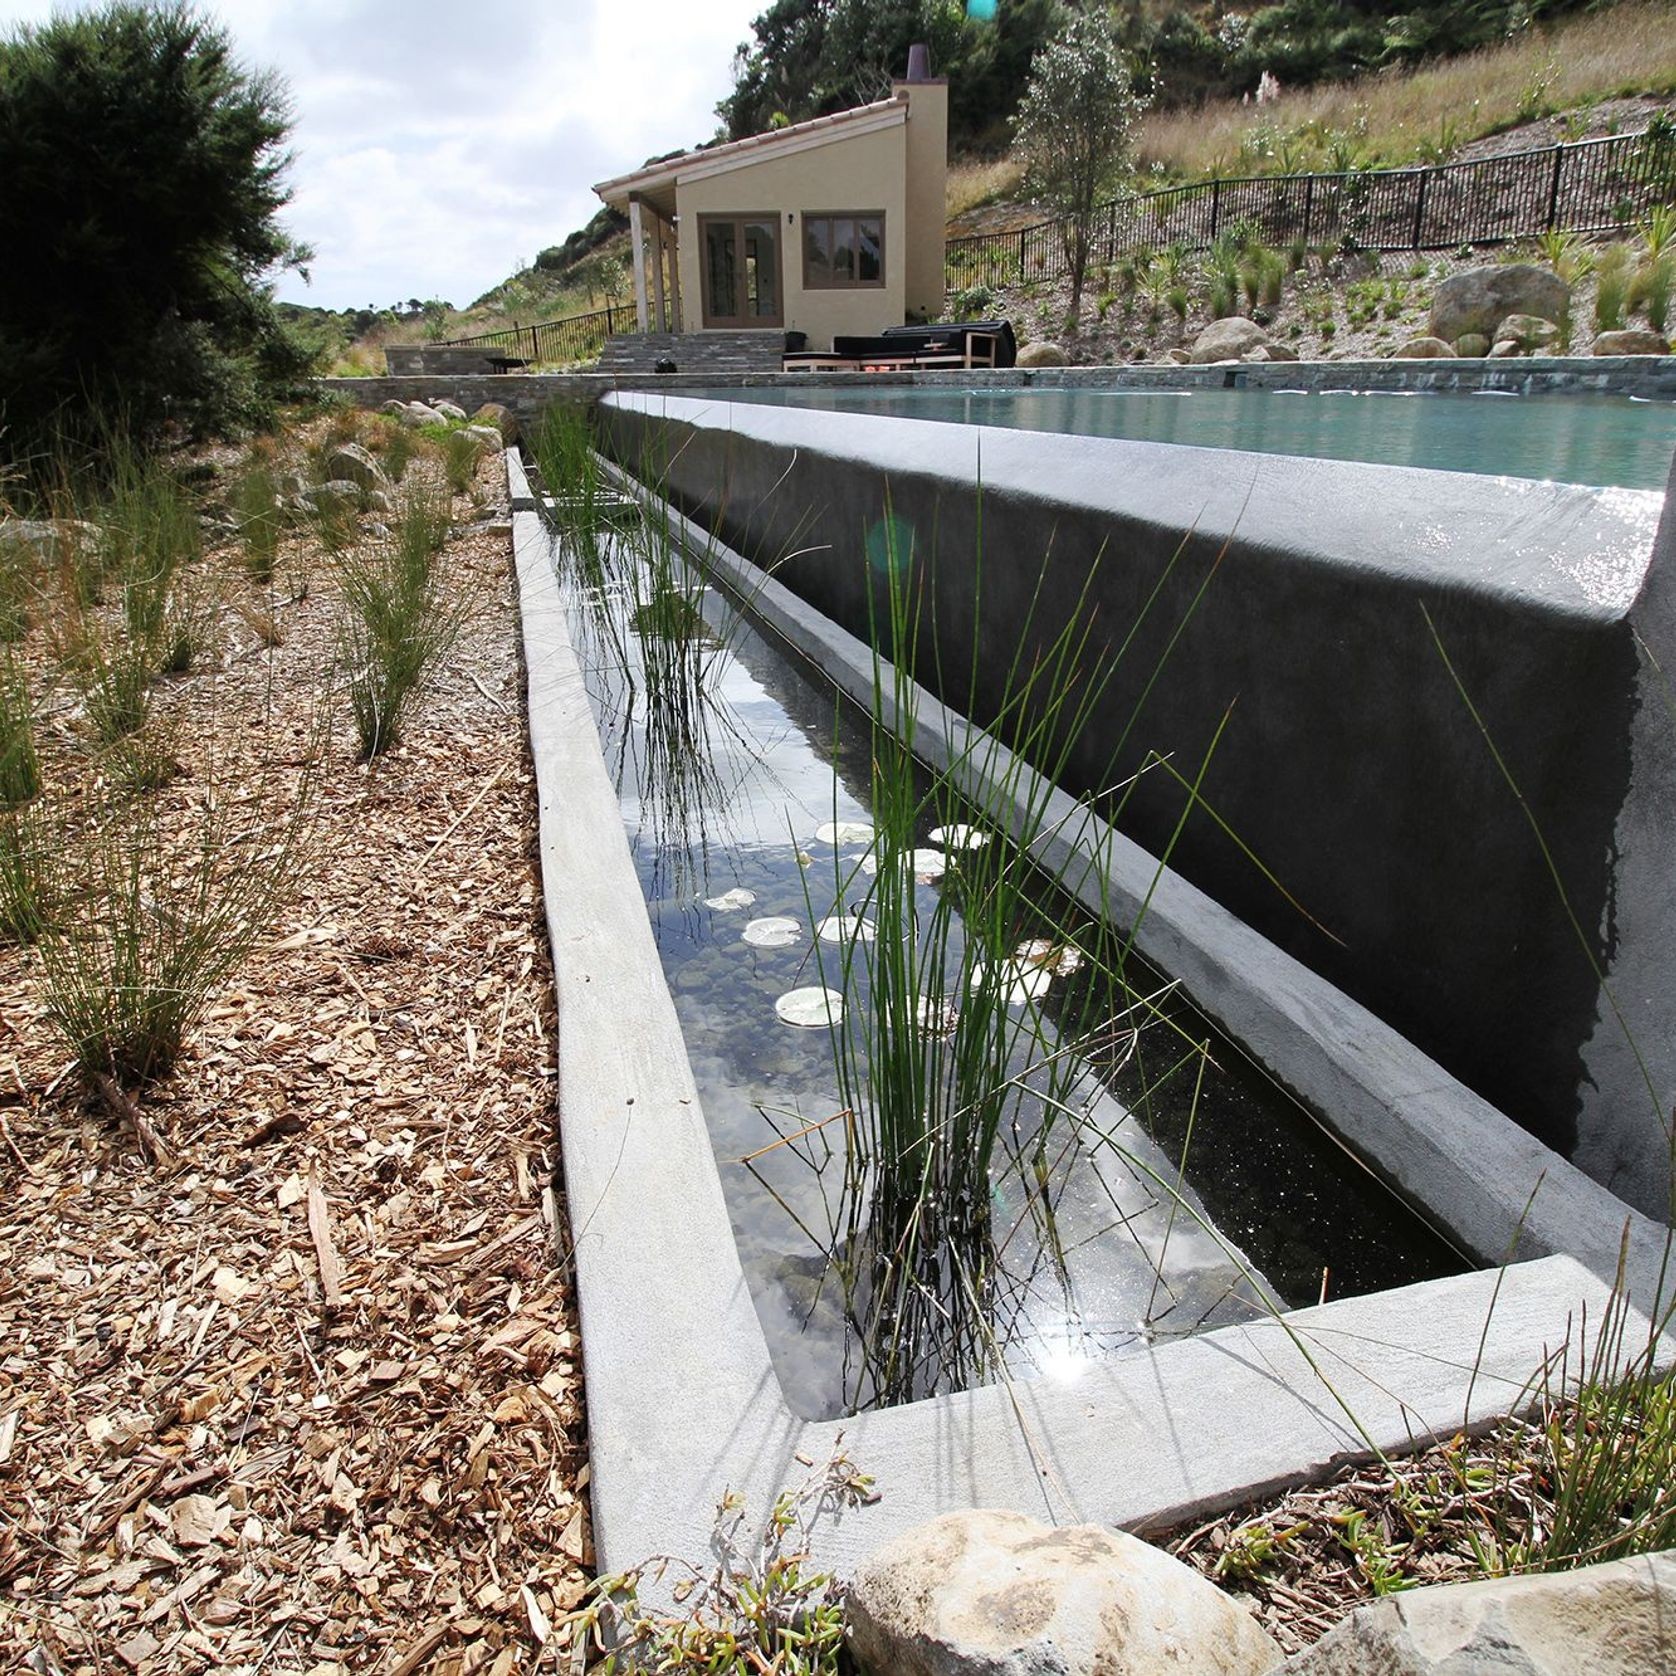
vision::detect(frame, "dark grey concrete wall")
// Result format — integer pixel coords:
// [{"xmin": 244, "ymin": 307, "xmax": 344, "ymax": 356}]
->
[
  {"xmin": 382, "ymin": 345, "xmax": 511, "ymax": 376},
  {"xmin": 598, "ymin": 390, "xmax": 1676, "ymax": 1220}
]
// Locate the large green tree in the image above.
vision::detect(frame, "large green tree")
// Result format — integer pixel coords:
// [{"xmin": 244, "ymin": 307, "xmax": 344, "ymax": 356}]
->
[{"xmin": 0, "ymin": 1, "xmax": 312, "ymax": 456}]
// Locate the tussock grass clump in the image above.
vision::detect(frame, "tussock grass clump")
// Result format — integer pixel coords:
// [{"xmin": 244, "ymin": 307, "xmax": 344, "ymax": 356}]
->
[
  {"xmin": 0, "ymin": 807, "xmax": 48, "ymax": 945},
  {"xmin": 438, "ymin": 427, "xmax": 482, "ymax": 496},
  {"xmin": 0, "ymin": 651, "xmax": 40, "ymax": 808},
  {"xmin": 0, "ymin": 531, "xmax": 38, "ymax": 642},
  {"xmin": 336, "ymin": 484, "xmax": 459, "ymax": 757},
  {"xmin": 34, "ymin": 748, "xmax": 317, "ymax": 1087},
  {"xmin": 1595, "ymin": 242, "xmax": 1633, "ymax": 333},
  {"xmin": 232, "ymin": 461, "xmax": 284, "ymax": 581}
]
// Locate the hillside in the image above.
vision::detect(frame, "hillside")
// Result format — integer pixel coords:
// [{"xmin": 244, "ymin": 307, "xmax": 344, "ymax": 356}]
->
[{"xmin": 332, "ymin": 0, "xmax": 1676, "ymax": 372}]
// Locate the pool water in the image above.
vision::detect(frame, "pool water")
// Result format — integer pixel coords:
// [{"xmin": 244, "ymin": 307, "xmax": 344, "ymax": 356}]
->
[
  {"xmin": 542, "ymin": 505, "xmax": 1461, "ymax": 1420},
  {"xmin": 691, "ymin": 385, "xmax": 1676, "ymax": 490}
]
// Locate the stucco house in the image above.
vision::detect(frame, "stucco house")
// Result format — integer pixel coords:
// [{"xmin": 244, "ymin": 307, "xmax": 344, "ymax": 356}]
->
[{"xmin": 593, "ymin": 48, "xmax": 948, "ymax": 351}]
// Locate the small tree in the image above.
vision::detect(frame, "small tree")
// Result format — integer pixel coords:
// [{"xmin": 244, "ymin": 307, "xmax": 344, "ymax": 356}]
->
[{"xmin": 1012, "ymin": 5, "xmax": 1145, "ymax": 325}]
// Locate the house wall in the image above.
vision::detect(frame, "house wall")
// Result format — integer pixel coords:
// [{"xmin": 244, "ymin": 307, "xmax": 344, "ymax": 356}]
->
[
  {"xmin": 675, "ymin": 122, "xmax": 909, "ymax": 350},
  {"xmin": 895, "ymin": 77, "xmax": 948, "ymax": 321}
]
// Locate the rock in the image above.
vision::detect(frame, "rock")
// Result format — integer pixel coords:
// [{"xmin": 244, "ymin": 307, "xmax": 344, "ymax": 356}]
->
[
  {"xmin": 463, "ymin": 424, "xmax": 505, "ymax": 452},
  {"xmin": 1454, "ymin": 333, "xmax": 1491, "ymax": 357},
  {"xmin": 1428, "ymin": 263, "xmax": 1569, "ymax": 343},
  {"xmin": 1189, "ymin": 316, "xmax": 1269, "ymax": 364},
  {"xmin": 1393, "ymin": 336, "xmax": 1456, "ymax": 359},
  {"xmin": 1162, "ymin": 348, "xmax": 1193, "ymax": 365},
  {"xmin": 0, "ymin": 517, "xmax": 99, "ymax": 563},
  {"xmin": 1263, "ymin": 341, "xmax": 1299, "ymax": 361},
  {"xmin": 1593, "ymin": 328, "xmax": 1671, "ymax": 356},
  {"xmin": 323, "ymin": 442, "xmax": 390, "ymax": 495},
  {"xmin": 1493, "ymin": 312, "xmax": 1562, "ymax": 352},
  {"xmin": 1280, "ymin": 1549, "xmax": 1676, "ymax": 1674},
  {"xmin": 364, "ymin": 488, "xmax": 394, "ymax": 515},
  {"xmin": 429, "ymin": 399, "xmax": 468, "ymax": 421},
  {"xmin": 303, "ymin": 480, "xmax": 364, "ymax": 514},
  {"xmin": 845, "ymin": 1508, "xmax": 1279, "ymax": 1676},
  {"xmin": 379, "ymin": 400, "xmax": 407, "ymax": 415},
  {"xmin": 1488, "ymin": 338, "xmax": 1527, "ymax": 358},
  {"xmin": 1017, "ymin": 341, "xmax": 1068, "ymax": 368},
  {"xmin": 397, "ymin": 402, "xmax": 443, "ymax": 428},
  {"xmin": 471, "ymin": 402, "xmax": 519, "ymax": 444}
]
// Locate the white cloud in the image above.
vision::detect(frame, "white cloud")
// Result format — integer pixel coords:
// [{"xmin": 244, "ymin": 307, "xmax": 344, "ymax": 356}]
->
[{"xmin": 0, "ymin": 0, "xmax": 765, "ymax": 308}]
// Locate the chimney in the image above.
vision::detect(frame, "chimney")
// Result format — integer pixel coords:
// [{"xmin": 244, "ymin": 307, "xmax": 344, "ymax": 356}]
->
[{"xmin": 905, "ymin": 42, "xmax": 932, "ymax": 83}]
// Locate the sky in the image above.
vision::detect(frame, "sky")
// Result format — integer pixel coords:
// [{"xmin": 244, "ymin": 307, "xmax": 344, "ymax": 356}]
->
[{"xmin": 0, "ymin": 0, "xmax": 767, "ymax": 311}]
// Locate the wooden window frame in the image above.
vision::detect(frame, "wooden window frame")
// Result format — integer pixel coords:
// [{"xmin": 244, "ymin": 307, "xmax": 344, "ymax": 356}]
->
[
  {"xmin": 802, "ymin": 211, "xmax": 886, "ymax": 291},
  {"xmin": 697, "ymin": 213, "xmax": 785, "ymax": 329}
]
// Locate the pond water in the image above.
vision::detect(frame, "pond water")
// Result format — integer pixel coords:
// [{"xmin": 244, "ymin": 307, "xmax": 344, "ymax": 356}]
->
[
  {"xmin": 541, "ymin": 504, "xmax": 1461, "ymax": 1420},
  {"xmin": 686, "ymin": 385, "xmax": 1676, "ymax": 490}
]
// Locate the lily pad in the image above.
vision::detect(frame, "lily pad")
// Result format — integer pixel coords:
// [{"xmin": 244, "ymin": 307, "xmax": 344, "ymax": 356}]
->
[
  {"xmin": 814, "ymin": 820, "xmax": 875, "ymax": 847},
  {"xmin": 1015, "ymin": 937, "xmax": 1084, "ymax": 977},
  {"xmin": 704, "ymin": 887, "xmax": 756, "ymax": 912},
  {"xmin": 915, "ymin": 995, "xmax": 960, "ymax": 1036},
  {"xmin": 815, "ymin": 914, "xmax": 876, "ymax": 944},
  {"xmin": 775, "ymin": 987, "xmax": 845, "ymax": 1028},
  {"xmin": 743, "ymin": 916, "xmax": 801, "ymax": 948},
  {"xmin": 858, "ymin": 847, "xmax": 947, "ymax": 882},
  {"xmin": 929, "ymin": 823, "xmax": 990, "ymax": 851},
  {"xmin": 971, "ymin": 961, "xmax": 1054, "ymax": 1006}
]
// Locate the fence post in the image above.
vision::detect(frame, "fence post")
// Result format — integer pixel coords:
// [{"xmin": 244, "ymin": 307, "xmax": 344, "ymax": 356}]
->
[
  {"xmin": 1018, "ymin": 229, "xmax": 1027, "ymax": 278},
  {"xmin": 605, "ymin": 303, "xmax": 615, "ymax": 337},
  {"xmin": 1411, "ymin": 171, "xmax": 1428, "ymax": 249},
  {"xmin": 1209, "ymin": 178, "xmax": 1221, "ymax": 240},
  {"xmin": 1302, "ymin": 175, "xmax": 1315, "ymax": 245},
  {"xmin": 1546, "ymin": 144, "xmax": 1564, "ymax": 229}
]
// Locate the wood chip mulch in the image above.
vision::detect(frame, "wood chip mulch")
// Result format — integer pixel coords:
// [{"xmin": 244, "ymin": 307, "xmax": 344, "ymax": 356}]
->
[{"xmin": 0, "ymin": 427, "xmax": 592, "ymax": 1674}]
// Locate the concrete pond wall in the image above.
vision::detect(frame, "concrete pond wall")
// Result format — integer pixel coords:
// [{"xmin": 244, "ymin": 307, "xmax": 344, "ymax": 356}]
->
[
  {"xmin": 594, "ymin": 390, "xmax": 1676, "ymax": 1222},
  {"xmin": 509, "ymin": 454, "xmax": 1671, "ymax": 1601}
]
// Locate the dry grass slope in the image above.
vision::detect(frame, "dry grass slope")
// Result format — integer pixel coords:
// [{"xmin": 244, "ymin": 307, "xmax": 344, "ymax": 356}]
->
[{"xmin": 1139, "ymin": 0, "xmax": 1676, "ymax": 177}]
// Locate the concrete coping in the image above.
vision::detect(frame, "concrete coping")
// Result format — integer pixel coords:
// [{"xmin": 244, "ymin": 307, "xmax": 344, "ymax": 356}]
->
[{"xmin": 512, "ymin": 463, "xmax": 1672, "ymax": 1599}]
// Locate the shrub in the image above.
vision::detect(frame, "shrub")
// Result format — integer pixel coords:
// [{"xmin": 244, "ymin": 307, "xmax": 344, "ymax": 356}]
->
[{"xmin": 0, "ymin": 4, "xmax": 314, "ymax": 456}]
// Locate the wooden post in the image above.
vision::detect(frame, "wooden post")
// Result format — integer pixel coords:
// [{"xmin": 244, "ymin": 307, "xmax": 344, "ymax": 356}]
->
[{"xmin": 628, "ymin": 195, "xmax": 649, "ymax": 333}]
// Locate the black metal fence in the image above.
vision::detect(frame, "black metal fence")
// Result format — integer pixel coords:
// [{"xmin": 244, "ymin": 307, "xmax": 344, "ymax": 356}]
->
[
  {"xmin": 945, "ymin": 127, "xmax": 1676, "ymax": 293},
  {"xmin": 440, "ymin": 304, "xmax": 627, "ymax": 363}
]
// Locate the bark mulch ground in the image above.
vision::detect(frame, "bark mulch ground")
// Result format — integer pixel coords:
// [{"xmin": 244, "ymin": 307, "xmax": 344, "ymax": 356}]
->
[{"xmin": 0, "ymin": 428, "xmax": 591, "ymax": 1674}]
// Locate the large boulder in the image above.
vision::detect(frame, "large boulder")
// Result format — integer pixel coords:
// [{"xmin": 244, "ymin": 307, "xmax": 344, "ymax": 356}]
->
[
  {"xmin": 845, "ymin": 1509, "xmax": 1279, "ymax": 1676},
  {"xmin": 462, "ymin": 424, "xmax": 505, "ymax": 453},
  {"xmin": 1018, "ymin": 341, "xmax": 1068, "ymax": 368},
  {"xmin": 323, "ymin": 442, "xmax": 391, "ymax": 495},
  {"xmin": 471, "ymin": 402, "xmax": 520, "ymax": 444},
  {"xmin": 1428, "ymin": 264, "xmax": 1569, "ymax": 343},
  {"xmin": 1190, "ymin": 317, "xmax": 1269, "ymax": 364},
  {"xmin": 1281, "ymin": 1549, "xmax": 1676, "ymax": 1674},
  {"xmin": 1393, "ymin": 337, "xmax": 1456, "ymax": 359},
  {"xmin": 1454, "ymin": 333, "xmax": 1491, "ymax": 357},
  {"xmin": 429, "ymin": 399, "xmax": 468, "ymax": 421},
  {"xmin": 1493, "ymin": 312, "xmax": 1562, "ymax": 353},
  {"xmin": 1593, "ymin": 328, "xmax": 1670, "ymax": 356},
  {"xmin": 1261, "ymin": 341, "xmax": 1299, "ymax": 362}
]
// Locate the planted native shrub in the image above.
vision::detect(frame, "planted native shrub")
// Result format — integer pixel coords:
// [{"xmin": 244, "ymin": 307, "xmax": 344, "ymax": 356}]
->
[
  {"xmin": 336, "ymin": 483, "xmax": 459, "ymax": 757},
  {"xmin": 34, "ymin": 733, "xmax": 317, "ymax": 1086}
]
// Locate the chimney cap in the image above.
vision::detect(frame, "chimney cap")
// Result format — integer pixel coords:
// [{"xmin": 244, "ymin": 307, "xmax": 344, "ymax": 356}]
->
[{"xmin": 905, "ymin": 42, "xmax": 931, "ymax": 82}]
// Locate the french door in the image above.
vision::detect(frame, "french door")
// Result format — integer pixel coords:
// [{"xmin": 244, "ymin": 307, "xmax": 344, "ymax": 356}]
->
[{"xmin": 699, "ymin": 215, "xmax": 783, "ymax": 328}]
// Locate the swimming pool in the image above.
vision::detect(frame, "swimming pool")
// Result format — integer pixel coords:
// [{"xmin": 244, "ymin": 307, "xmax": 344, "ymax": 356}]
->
[{"xmin": 690, "ymin": 385, "xmax": 1676, "ymax": 491}]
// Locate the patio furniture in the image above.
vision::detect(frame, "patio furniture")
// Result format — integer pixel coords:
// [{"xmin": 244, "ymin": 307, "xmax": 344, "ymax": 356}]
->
[{"xmin": 781, "ymin": 320, "xmax": 1015, "ymax": 373}]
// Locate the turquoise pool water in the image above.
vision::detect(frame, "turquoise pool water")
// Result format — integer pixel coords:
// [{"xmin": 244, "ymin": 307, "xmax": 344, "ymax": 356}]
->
[{"xmin": 694, "ymin": 385, "xmax": 1676, "ymax": 491}]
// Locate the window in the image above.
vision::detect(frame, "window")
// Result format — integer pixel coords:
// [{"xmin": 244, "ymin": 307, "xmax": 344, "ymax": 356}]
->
[{"xmin": 803, "ymin": 212, "xmax": 885, "ymax": 289}]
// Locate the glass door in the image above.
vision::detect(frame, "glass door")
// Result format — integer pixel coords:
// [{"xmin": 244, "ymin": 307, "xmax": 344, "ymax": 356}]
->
[{"xmin": 700, "ymin": 215, "xmax": 782, "ymax": 328}]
